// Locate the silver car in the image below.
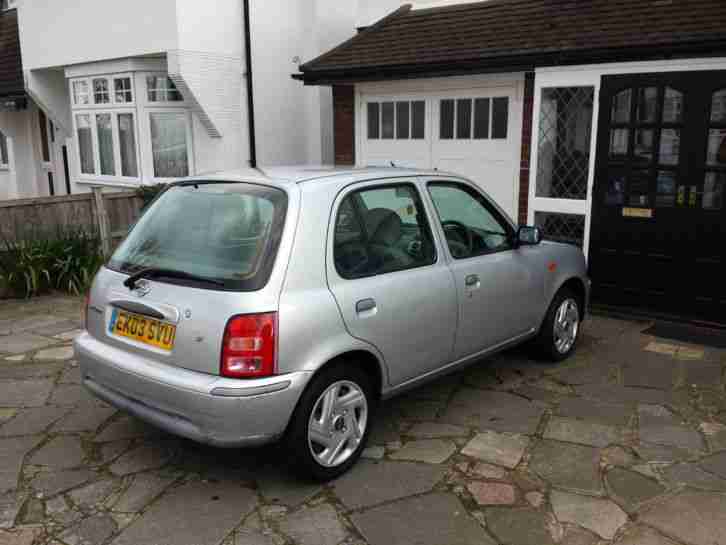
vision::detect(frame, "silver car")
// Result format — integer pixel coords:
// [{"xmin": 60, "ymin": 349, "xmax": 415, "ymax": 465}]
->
[{"xmin": 75, "ymin": 167, "xmax": 588, "ymax": 480}]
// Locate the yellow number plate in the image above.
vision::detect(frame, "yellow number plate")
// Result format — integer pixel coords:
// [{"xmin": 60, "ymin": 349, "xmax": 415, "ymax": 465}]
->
[{"xmin": 110, "ymin": 309, "xmax": 176, "ymax": 351}]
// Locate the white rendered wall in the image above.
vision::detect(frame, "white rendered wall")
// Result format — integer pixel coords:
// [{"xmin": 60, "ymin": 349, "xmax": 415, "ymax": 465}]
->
[{"xmin": 18, "ymin": 0, "xmax": 178, "ymax": 71}]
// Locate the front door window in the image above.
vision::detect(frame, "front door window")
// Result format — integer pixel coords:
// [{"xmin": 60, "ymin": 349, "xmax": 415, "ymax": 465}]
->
[{"xmin": 428, "ymin": 182, "xmax": 512, "ymax": 258}]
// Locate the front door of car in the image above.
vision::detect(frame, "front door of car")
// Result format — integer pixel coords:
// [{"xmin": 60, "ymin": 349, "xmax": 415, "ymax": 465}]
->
[
  {"xmin": 426, "ymin": 180, "xmax": 542, "ymax": 360},
  {"xmin": 326, "ymin": 180, "xmax": 458, "ymax": 386}
]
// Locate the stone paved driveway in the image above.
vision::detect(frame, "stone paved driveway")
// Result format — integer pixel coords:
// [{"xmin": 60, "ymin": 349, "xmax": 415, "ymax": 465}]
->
[{"xmin": 1, "ymin": 295, "xmax": 726, "ymax": 545}]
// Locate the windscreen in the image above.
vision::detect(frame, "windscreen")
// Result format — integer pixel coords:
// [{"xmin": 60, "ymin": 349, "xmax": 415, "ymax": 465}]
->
[{"xmin": 108, "ymin": 183, "xmax": 287, "ymax": 291}]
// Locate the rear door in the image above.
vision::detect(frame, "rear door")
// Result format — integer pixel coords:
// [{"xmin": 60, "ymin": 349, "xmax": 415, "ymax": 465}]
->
[
  {"xmin": 425, "ymin": 179, "xmax": 544, "ymax": 359},
  {"xmin": 326, "ymin": 179, "xmax": 458, "ymax": 386}
]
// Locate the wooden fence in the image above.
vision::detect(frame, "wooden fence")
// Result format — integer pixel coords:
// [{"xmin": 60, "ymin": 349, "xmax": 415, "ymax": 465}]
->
[{"xmin": 0, "ymin": 188, "xmax": 143, "ymax": 255}]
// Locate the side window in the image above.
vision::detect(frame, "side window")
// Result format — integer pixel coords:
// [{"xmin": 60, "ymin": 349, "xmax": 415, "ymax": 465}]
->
[
  {"xmin": 334, "ymin": 184, "xmax": 436, "ymax": 279},
  {"xmin": 428, "ymin": 182, "xmax": 512, "ymax": 258}
]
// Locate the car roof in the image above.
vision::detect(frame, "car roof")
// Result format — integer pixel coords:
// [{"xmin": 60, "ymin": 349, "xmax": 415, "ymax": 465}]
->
[{"xmin": 179, "ymin": 165, "xmax": 454, "ymax": 187}]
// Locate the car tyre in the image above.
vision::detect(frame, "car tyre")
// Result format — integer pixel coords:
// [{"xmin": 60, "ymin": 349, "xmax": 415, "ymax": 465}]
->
[
  {"xmin": 536, "ymin": 288, "xmax": 581, "ymax": 362},
  {"xmin": 287, "ymin": 362, "xmax": 373, "ymax": 481}
]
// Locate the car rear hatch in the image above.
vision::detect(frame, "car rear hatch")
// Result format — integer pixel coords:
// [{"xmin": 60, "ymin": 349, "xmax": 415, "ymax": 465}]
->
[{"xmin": 85, "ymin": 181, "xmax": 291, "ymax": 376}]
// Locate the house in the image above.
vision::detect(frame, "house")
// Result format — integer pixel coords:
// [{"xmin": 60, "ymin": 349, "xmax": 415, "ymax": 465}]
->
[
  {"xmin": 0, "ymin": 0, "xmax": 357, "ymax": 199},
  {"xmin": 296, "ymin": 0, "xmax": 726, "ymax": 325},
  {"xmin": 0, "ymin": 0, "xmax": 56, "ymax": 200}
]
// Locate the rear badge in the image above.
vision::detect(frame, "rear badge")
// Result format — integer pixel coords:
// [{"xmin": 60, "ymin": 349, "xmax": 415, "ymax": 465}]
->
[
  {"xmin": 184, "ymin": 309, "xmax": 192, "ymax": 319},
  {"xmin": 132, "ymin": 279, "xmax": 151, "ymax": 297}
]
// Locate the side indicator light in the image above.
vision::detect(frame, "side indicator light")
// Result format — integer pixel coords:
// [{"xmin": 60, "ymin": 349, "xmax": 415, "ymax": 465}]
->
[{"xmin": 547, "ymin": 262, "xmax": 557, "ymax": 272}]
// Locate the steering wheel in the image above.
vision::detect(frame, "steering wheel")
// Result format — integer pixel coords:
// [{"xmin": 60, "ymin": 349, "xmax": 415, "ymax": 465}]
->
[{"xmin": 441, "ymin": 220, "xmax": 474, "ymax": 258}]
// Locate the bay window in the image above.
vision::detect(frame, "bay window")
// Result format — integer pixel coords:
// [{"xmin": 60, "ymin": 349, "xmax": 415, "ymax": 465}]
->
[{"xmin": 70, "ymin": 70, "xmax": 193, "ymax": 184}]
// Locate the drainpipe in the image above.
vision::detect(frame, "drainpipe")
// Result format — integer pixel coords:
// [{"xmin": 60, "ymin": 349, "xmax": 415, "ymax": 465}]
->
[{"xmin": 243, "ymin": 0, "xmax": 257, "ymax": 168}]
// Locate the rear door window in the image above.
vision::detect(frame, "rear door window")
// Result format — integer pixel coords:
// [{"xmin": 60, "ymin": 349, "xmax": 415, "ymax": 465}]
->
[
  {"xmin": 108, "ymin": 183, "xmax": 287, "ymax": 290},
  {"xmin": 333, "ymin": 184, "xmax": 436, "ymax": 279}
]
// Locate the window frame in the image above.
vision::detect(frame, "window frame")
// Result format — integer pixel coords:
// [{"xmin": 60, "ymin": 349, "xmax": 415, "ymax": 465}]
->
[
  {"xmin": 426, "ymin": 180, "xmax": 516, "ymax": 260},
  {"xmin": 144, "ymin": 107, "xmax": 195, "ymax": 181},
  {"xmin": 144, "ymin": 74, "xmax": 186, "ymax": 105},
  {"xmin": 439, "ymin": 96, "xmax": 509, "ymax": 141},
  {"xmin": 366, "ymin": 100, "xmax": 426, "ymax": 141},
  {"xmin": 0, "ymin": 129, "xmax": 9, "ymax": 170},
  {"xmin": 332, "ymin": 181, "xmax": 438, "ymax": 281},
  {"xmin": 72, "ymin": 108, "xmax": 142, "ymax": 183},
  {"xmin": 70, "ymin": 73, "xmax": 136, "ymax": 108}
]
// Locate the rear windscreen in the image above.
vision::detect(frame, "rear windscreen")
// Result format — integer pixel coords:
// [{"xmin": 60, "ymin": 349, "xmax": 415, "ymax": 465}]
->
[{"xmin": 108, "ymin": 183, "xmax": 287, "ymax": 291}]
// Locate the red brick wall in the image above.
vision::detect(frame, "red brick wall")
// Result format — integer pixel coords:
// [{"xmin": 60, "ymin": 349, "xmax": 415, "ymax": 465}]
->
[
  {"xmin": 333, "ymin": 85, "xmax": 355, "ymax": 165},
  {"xmin": 518, "ymin": 72, "xmax": 535, "ymax": 226}
]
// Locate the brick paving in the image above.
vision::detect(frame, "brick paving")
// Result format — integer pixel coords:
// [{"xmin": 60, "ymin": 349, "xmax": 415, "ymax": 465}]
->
[{"xmin": 1, "ymin": 295, "xmax": 726, "ymax": 544}]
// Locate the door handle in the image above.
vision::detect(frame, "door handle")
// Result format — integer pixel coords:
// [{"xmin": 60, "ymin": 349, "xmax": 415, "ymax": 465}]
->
[
  {"xmin": 356, "ymin": 298, "xmax": 377, "ymax": 314},
  {"xmin": 465, "ymin": 274, "xmax": 480, "ymax": 287}
]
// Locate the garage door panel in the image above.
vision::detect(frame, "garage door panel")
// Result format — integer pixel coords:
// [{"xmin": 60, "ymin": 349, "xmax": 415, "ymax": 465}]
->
[{"xmin": 360, "ymin": 88, "xmax": 520, "ymax": 218}]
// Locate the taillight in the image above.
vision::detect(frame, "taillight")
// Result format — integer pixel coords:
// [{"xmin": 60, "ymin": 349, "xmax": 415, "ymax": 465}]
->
[{"xmin": 221, "ymin": 313, "xmax": 277, "ymax": 378}]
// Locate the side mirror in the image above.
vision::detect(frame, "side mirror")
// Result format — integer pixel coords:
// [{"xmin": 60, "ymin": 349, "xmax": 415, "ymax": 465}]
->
[{"xmin": 517, "ymin": 225, "xmax": 542, "ymax": 246}]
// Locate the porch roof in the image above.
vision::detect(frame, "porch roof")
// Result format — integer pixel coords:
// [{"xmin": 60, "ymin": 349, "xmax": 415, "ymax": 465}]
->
[
  {"xmin": 296, "ymin": 0, "xmax": 726, "ymax": 84},
  {"xmin": 0, "ymin": 8, "xmax": 24, "ymax": 99}
]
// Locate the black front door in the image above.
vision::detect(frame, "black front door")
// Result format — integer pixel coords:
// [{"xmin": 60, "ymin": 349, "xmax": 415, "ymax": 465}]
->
[{"xmin": 589, "ymin": 71, "xmax": 726, "ymax": 325}]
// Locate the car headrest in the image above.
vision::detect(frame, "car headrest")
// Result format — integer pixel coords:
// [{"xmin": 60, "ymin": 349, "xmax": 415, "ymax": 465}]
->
[{"xmin": 367, "ymin": 208, "xmax": 402, "ymax": 246}]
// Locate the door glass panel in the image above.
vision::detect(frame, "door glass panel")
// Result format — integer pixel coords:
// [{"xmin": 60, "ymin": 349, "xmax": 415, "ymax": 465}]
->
[
  {"xmin": 429, "ymin": 183, "xmax": 511, "ymax": 257},
  {"xmin": 710, "ymin": 89, "xmax": 726, "ymax": 123},
  {"xmin": 535, "ymin": 87, "xmax": 594, "ymax": 199},
  {"xmin": 456, "ymin": 99, "xmax": 472, "ymax": 139},
  {"xmin": 473, "ymin": 98, "xmax": 490, "ymax": 139},
  {"xmin": 381, "ymin": 102, "xmax": 394, "ymax": 139},
  {"xmin": 367, "ymin": 103, "xmax": 379, "ymax": 139},
  {"xmin": 76, "ymin": 114, "xmax": 94, "ymax": 175},
  {"xmin": 609, "ymin": 129, "xmax": 629, "ymax": 159},
  {"xmin": 703, "ymin": 172, "xmax": 725, "ymax": 210},
  {"xmin": 659, "ymin": 129, "xmax": 680, "ymax": 165},
  {"xmin": 396, "ymin": 102, "xmax": 409, "ymax": 139},
  {"xmin": 96, "ymin": 113, "xmax": 115, "ymax": 176},
  {"xmin": 611, "ymin": 89, "xmax": 632, "ymax": 123},
  {"xmin": 605, "ymin": 171, "xmax": 625, "ymax": 205},
  {"xmin": 333, "ymin": 185, "xmax": 436, "ymax": 279},
  {"xmin": 706, "ymin": 128, "xmax": 726, "ymax": 166},
  {"xmin": 411, "ymin": 101, "xmax": 425, "ymax": 139},
  {"xmin": 117, "ymin": 113, "xmax": 138, "ymax": 178},
  {"xmin": 440, "ymin": 99, "xmax": 454, "ymax": 139},
  {"xmin": 663, "ymin": 87, "xmax": 683, "ymax": 123},
  {"xmin": 633, "ymin": 129, "xmax": 655, "ymax": 164},
  {"xmin": 629, "ymin": 169, "xmax": 650, "ymax": 207},
  {"xmin": 636, "ymin": 87, "xmax": 658, "ymax": 123},
  {"xmin": 656, "ymin": 170, "xmax": 676, "ymax": 207}
]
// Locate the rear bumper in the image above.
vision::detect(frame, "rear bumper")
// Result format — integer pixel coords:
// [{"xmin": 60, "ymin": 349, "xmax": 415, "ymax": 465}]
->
[{"xmin": 74, "ymin": 332, "xmax": 311, "ymax": 448}]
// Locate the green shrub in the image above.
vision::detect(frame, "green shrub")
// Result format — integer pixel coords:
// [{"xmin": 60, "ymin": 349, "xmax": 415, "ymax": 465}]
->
[{"xmin": 0, "ymin": 228, "xmax": 105, "ymax": 298}]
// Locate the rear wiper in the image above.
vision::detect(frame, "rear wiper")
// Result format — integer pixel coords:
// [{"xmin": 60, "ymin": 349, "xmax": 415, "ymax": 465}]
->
[{"xmin": 123, "ymin": 267, "xmax": 225, "ymax": 289}]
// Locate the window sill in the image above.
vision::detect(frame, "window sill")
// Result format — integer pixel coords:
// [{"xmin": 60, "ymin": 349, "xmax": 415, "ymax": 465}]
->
[{"xmin": 75, "ymin": 178, "xmax": 141, "ymax": 189}]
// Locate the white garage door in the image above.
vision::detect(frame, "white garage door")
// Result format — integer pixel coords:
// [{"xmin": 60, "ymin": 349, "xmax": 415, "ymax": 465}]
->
[{"xmin": 359, "ymin": 87, "xmax": 521, "ymax": 219}]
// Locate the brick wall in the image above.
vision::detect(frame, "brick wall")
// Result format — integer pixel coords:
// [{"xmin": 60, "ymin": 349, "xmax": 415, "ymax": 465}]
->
[
  {"xmin": 518, "ymin": 72, "xmax": 535, "ymax": 226},
  {"xmin": 333, "ymin": 85, "xmax": 355, "ymax": 165}
]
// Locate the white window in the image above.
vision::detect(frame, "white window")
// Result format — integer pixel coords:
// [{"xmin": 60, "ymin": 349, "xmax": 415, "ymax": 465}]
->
[
  {"xmin": 0, "ymin": 130, "xmax": 9, "ymax": 169},
  {"xmin": 1, "ymin": 0, "xmax": 18, "ymax": 11},
  {"xmin": 367, "ymin": 100, "xmax": 425, "ymax": 140},
  {"xmin": 69, "ymin": 71, "xmax": 193, "ymax": 184},
  {"xmin": 149, "ymin": 111, "xmax": 192, "ymax": 178},
  {"xmin": 146, "ymin": 76, "xmax": 183, "ymax": 103},
  {"xmin": 440, "ymin": 97, "xmax": 509, "ymax": 140}
]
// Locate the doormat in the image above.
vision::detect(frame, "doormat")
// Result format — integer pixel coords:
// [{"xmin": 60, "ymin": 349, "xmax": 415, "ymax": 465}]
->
[{"xmin": 643, "ymin": 322, "xmax": 726, "ymax": 349}]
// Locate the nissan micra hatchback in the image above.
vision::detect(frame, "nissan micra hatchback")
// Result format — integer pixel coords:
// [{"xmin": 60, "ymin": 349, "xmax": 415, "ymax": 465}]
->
[{"xmin": 75, "ymin": 167, "xmax": 589, "ymax": 480}]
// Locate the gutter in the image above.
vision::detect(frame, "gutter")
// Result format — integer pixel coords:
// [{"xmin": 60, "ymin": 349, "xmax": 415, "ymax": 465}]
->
[{"xmin": 243, "ymin": 0, "xmax": 257, "ymax": 168}]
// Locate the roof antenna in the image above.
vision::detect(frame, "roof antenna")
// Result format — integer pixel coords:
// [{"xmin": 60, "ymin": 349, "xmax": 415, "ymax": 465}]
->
[{"xmin": 390, "ymin": 161, "xmax": 396, "ymax": 167}]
